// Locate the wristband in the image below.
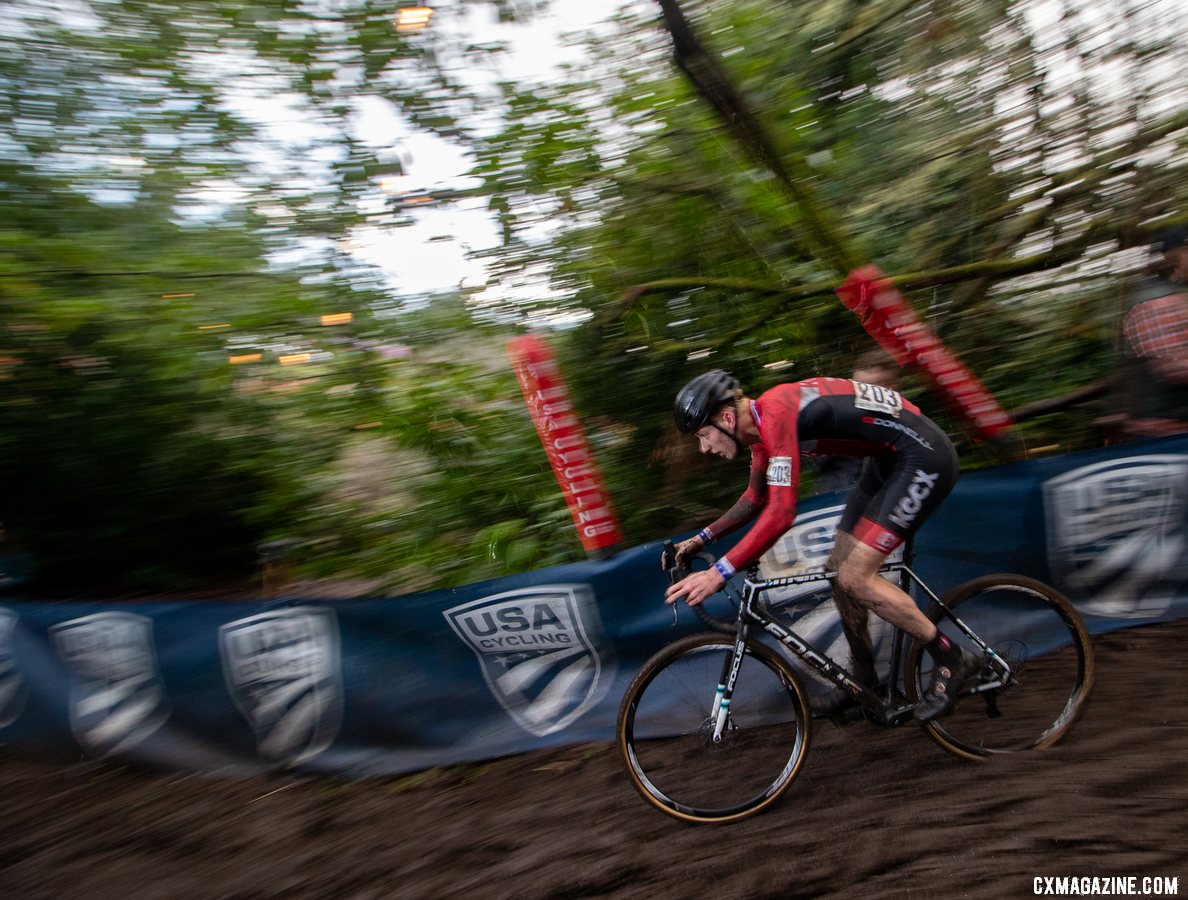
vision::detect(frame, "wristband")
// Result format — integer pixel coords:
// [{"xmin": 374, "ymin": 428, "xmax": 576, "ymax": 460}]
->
[
  {"xmin": 713, "ymin": 558, "xmax": 736, "ymax": 581},
  {"xmin": 697, "ymin": 527, "xmax": 714, "ymax": 544}
]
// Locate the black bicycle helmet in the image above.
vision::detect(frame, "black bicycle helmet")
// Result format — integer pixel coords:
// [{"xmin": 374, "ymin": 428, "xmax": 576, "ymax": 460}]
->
[{"xmin": 673, "ymin": 370, "xmax": 740, "ymax": 434}]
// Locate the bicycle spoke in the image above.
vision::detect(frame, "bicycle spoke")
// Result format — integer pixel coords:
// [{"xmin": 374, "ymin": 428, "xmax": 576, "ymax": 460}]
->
[
  {"xmin": 909, "ymin": 575, "xmax": 1094, "ymax": 757},
  {"xmin": 618, "ymin": 635, "xmax": 811, "ymax": 822}
]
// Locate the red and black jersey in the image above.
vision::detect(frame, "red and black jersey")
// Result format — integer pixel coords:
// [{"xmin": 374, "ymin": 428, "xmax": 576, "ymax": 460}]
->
[{"xmin": 705, "ymin": 378, "xmax": 957, "ymax": 574}]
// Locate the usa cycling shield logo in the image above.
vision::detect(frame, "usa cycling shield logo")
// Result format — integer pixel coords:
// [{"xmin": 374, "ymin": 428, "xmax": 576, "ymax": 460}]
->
[
  {"xmin": 444, "ymin": 585, "xmax": 613, "ymax": 737},
  {"xmin": 219, "ymin": 608, "xmax": 342, "ymax": 766},
  {"xmin": 761, "ymin": 504, "xmax": 905, "ymax": 598},
  {"xmin": 0, "ymin": 608, "xmax": 28, "ymax": 728},
  {"xmin": 1044, "ymin": 455, "xmax": 1188, "ymax": 617},
  {"xmin": 49, "ymin": 612, "xmax": 170, "ymax": 756}
]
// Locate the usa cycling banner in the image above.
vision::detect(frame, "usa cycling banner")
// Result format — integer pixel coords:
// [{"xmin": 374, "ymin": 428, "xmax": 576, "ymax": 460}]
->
[{"xmin": 1, "ymin": 435, "xmax": 1186, "ymax": 776}]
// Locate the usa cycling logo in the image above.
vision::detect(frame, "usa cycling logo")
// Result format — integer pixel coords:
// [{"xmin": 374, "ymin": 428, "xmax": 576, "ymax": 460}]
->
[
  {"xmin": 763, "ymin": 504, "xmax": 904, "ymax": 591},
  {"xmin": 0, "ymin": 608, "xmax": 28, "ymax": 728},
  {"xmin": 219, "ymin": 608, "xmax": 342, "ymax": 766},
  {"xmin": 444, "ymin": 585, "xmax": 613, "ymax": 737},
  {"xmin": 49, "ymin": 612, "xmax": 170, "ymax": 756},
  {"xmin": 1044, "ymin": 455, "xmax": 1188, "ymax": 618},
  {"xmin": 764, "ymin": 505, "xmax": 845, "ymax": 582}
]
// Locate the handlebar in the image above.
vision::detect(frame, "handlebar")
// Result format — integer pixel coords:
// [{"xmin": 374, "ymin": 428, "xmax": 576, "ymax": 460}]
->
[
  {"xmin": 662, "ymin": 540, "xmax": 737, "ymax": 634},
  {"xmin": 660, "ymin": 540, "xmax": 689, "ymax": 582}
]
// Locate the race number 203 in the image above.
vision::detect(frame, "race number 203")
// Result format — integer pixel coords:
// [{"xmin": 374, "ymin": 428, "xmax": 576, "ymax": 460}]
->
[
  {"xmin": 853, "ymin": 381, "xmax": 903, "ymax": 417},
  {"xmin": 767, "ymin": 456, "xmax": 793, "ymax": 487}
]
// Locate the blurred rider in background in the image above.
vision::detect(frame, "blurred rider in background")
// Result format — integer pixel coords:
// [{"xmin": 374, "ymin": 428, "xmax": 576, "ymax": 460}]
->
[
  {"xmin": 814, "ymin": 348, "xmax": 903, "ymax": 494},
  {"xmin": 1112, "ymin": 226, "xmax": 1188, "ymax": 439},
  {"xmin": 665, "ymin": 370, "xmax": 977, "ymax": 722}
]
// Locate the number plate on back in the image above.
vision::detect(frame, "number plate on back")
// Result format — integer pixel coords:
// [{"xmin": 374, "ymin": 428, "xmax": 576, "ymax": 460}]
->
[{"xmin": 852, "ymin": 381, "xmax": 903, "ymax": 417}]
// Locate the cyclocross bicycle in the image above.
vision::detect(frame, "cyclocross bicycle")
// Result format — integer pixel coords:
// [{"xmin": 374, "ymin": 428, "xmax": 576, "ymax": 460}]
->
[{"xmin": 616, "ymin": 540, "xmax": 1095, "ymax": 824}]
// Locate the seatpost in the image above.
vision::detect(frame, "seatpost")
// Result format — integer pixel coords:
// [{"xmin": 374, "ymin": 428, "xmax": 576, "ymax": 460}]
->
[
  {"xmin": 898, "ymin": 536, "xmax": 915, "ymax": 597},
  {"xmin": 901, "ymin": 536, "xmax": 915, "ymax": 569}
]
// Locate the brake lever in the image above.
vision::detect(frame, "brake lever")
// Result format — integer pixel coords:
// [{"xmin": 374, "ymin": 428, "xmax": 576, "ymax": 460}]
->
[{"xmin": 662, "ymin": 540, "xmax": 692, "ymax": 627}]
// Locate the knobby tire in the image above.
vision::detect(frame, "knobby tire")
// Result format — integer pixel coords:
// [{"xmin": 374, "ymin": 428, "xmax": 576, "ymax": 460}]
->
[{"xmin": 617, "ymin": 633, "xmax": 812, "ymax": 824}]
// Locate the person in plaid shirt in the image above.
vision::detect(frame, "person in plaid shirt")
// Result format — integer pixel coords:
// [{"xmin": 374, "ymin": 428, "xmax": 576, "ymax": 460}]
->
[{"xmin": 1117, "ymin": 226, "xmax": 1188, "ymax": 437}]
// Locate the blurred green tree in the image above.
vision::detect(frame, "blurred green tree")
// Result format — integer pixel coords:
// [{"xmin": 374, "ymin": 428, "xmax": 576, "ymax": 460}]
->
[
  {"xmin": 470, "ymin": 0, "xmax": 1188, "ymax": 530},
  {"xmin": 5, "ymin": 0, "xmax": 1188, "ymax": 592},
  {"xmin": 0, "ymin": 0, "xmax": 550, "ymax": 591},
  {"xmin": 0, "ymin": 180, "xmax": 330, "ymax": 589}
]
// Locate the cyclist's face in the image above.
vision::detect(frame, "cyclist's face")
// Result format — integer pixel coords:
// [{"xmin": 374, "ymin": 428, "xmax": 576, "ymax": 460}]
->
[{"xmin": 695, "ymin": 411, "xmax": 737, "ymax": 459}]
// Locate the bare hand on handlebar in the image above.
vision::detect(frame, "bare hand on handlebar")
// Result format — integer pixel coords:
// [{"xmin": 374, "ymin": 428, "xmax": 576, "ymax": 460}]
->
[
  {"xmin": 660, "ymin": 538, "xmax": 724, "ymax": 607},
  {"xmin": 671, "ymin": 535, "xmax": 706, "ymax": 570},
  {"xmin": 665, "ymin": 568, "xmax": 725, "ymax": 607}
]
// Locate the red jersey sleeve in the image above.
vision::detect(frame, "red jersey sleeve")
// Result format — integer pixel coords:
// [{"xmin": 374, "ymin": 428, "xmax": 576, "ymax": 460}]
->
[
  {"xmin": 702, "ymin": 446, "xmax": 769, "ymax": 542},
  {"xmin": 742, "ymin": 446, "xmax": 768, "ymax": 505},
  {"xmin": 718, "ymin": 388, "xmax": 802, "ymax": 575}
]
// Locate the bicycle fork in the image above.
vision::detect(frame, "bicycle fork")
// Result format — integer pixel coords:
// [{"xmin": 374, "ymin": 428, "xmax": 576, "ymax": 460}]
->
[{"xmin": 708, "ymin": 628, "xmax": 751, "ymax": 743}]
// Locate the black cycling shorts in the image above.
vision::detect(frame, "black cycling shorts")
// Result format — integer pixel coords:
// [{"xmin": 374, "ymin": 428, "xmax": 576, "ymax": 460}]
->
[{"xmin": 835, "ymin": 421, "xmax": 959, "ymax": 554}]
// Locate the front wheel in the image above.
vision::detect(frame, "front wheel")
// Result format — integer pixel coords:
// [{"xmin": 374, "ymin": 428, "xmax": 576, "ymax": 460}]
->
[
  {"xmin": 617, "ymin": 633, "xmax": 812, "ymax": 824},
  {"xmin": 905, "ymin": 574, "xmax": 1095, "ymax": 760}
]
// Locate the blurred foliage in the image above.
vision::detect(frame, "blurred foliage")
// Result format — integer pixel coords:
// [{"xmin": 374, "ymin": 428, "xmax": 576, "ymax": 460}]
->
[
  {"xmin": 470, "ymin": 0, "xmax": 1188, "ymax": 535},
  {"xmin": 0, "ymin": 0, "xmax": 578, "ymax": 593},
  {"xmin": 2, "ymin": 0, "xmax": 1188, "ymax": 593},
  {"xmin": 290, "ymin": 298, "xmax": 585, "ymax": 591},
  {"xmin": 0, "ymin": 182, "xmax": 324, "ymax": 589}
]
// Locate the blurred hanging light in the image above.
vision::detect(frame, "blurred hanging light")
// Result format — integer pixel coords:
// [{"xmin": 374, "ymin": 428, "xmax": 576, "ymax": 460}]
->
[
  {"xmin": 394, "ymin": 6, "xmax": 433, "ymax": 32},
  {"xmin": 378, "ymin": 176, "xmax": 408, "ymax": 194}
]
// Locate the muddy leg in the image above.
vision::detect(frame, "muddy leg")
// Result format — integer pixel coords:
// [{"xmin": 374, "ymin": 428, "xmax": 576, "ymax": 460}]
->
[{"xmin": 829, "ymin": 537, "xmax": 878, "ymax": 689}]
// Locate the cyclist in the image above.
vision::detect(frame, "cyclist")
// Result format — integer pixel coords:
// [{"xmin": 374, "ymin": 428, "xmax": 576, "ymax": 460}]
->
[{"xmin": 666, "ymin": 370, "xmax": 979, "ymax": 722}]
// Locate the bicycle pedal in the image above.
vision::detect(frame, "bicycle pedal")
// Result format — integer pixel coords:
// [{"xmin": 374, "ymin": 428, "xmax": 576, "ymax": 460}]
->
[{"xmin": 881, "ymin": 706, "xmax": 915, "ymax": 727}]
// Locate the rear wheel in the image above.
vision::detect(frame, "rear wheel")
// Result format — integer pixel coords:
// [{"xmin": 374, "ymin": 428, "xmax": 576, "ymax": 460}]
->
[
  {"xmin": 617, "ymin": 633, "xmax": 812, "ymax": 823},
  {"xmin": 906, "ymin": 574, "xmax": 1094, "ymax": 759}
]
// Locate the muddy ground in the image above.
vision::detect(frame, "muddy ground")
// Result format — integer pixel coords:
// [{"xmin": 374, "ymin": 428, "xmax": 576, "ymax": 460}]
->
[{"xmin": 1, "ymin": 620, "xmax": 1186, "ymax": 900}]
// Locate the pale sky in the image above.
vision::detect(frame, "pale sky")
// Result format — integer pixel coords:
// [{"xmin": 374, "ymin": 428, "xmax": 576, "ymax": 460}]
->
[{"xmin": 347, "ymin": 0, "xmax": 640, "ymax": 303}]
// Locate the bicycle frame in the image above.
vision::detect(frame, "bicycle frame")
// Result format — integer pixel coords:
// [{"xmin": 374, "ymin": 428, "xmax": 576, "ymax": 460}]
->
[{"xmin": 705, "ymin": 551, "xmax": 1017, "ymax": 739}]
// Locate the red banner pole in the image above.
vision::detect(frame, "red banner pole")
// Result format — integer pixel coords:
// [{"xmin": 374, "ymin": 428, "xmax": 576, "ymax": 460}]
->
[
  {"xmin": 836, "ymin": 266, "xmax": 1015, "ymax": 443},
  {"xmin": 507, "ymin": 335, "xmax": 623, "ymax": 557}
]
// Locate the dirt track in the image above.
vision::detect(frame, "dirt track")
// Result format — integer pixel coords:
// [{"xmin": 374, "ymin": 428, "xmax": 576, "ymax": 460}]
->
[{"xmin": 2, "ymin": 620, "xmax": 1186, "ymax": 899}]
